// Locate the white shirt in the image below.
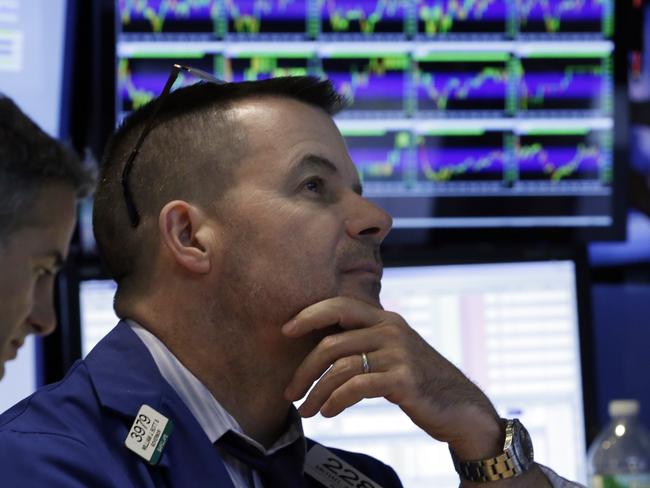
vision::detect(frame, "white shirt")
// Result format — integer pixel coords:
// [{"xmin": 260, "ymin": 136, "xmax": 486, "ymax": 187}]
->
[{"xmin": 129, "ymin": 320, "xmax": 303, "ymax": 488}]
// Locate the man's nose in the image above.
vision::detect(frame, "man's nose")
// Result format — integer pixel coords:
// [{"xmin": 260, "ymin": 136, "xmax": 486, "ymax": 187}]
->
[
  {"xmin": 28, "ymin": 279, "xmax": 57, "ymax": 337},
  {"xmin": 344, "ymin": 193, "xmax": 393, "ymax": 244}
]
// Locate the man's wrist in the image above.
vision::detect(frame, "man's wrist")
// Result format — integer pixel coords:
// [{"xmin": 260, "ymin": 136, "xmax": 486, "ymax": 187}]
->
[
  {"xmin": 448, "ymin": 414, "xmax": 505, "ymax": 461},
  {"xmin": 451, "ymin": 418, "xmax": 537, "ymax": 484}
]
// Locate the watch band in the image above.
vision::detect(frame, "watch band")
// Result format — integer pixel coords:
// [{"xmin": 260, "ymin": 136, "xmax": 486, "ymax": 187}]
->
[
  {"xmin": 452, "ymin": 419, "xmax": 534, "ymax": 482},
  {"xmin": 455, "ymin": 452, "xmax": 520, "ymax": 482}
]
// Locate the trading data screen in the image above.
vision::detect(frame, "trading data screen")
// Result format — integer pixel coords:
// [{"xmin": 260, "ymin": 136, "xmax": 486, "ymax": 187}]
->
[
  {"xmin": 116, "ymin": 0, "xmax": 617, "ymax": 233},
  {"xmin": 0, "ymin": 0, "xmax": 69, "ymax": 136},
  {"xmin": 79, "ymin": 259, "xmax": 587, "ymax": 486}
]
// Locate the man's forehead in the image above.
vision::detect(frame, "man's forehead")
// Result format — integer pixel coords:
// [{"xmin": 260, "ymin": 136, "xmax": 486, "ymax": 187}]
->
[
  {"xmin": 10, "ymin": 184, "xmax": 77, "ymax": 257},
  {"xmin": 227, "ymin": 97, "xmax": 359, "ymax": 181},
  {"xmin": 5, "ymin": 223, "xmax": 71, "ymax": 262}
]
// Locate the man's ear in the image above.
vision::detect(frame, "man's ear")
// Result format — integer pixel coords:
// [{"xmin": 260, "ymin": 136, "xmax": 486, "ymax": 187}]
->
[{"xmin": 158, "ymin": 200, "xmax": 212, "ymax": 275}]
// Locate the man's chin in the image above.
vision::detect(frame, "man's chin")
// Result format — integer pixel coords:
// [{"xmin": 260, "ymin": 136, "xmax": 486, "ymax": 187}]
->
[
  {"xmin": 352, "ymin": 294, "xmax": 382, "ymax": 309},
  {"xmin": 340, "ymin": 283, "xmax": 382, "ymax": 309}
]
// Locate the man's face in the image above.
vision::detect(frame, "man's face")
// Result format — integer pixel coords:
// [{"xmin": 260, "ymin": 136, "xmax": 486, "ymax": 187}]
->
[
  {"xmin": 210, "ymin": 97, "xmax": 392, "ymax": 348},
  {"xmin": 0, "ymin": 183, "xmax": 77, "ymax": 379}
]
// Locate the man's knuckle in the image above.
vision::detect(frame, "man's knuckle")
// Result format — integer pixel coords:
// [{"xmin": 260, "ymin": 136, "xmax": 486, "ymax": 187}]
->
[
  {"xmin": 381, "ymin": 322, "xmax": 403, "ymax": 340},
  {"xmin": 387, "ymin": 347, "xmax": 408, "ymax": 365},
  {"xmin": 332, "ymin": 356, "xmax": 354, "ymax": 375},
  {"xmin": 319, "ymin": 334, "xmax": 339, "ymax": 351}
]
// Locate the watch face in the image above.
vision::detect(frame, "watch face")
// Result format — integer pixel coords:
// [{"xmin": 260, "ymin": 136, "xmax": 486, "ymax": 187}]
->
[{"xmin": 512, "ymin": 420, "xmax": 535, "ymax": 466}]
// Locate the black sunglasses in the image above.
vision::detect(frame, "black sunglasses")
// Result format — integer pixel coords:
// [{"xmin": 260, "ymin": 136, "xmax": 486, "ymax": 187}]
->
[{"xmin": 121, "ymin": 64, "xmax": 226, "ymax": 228}]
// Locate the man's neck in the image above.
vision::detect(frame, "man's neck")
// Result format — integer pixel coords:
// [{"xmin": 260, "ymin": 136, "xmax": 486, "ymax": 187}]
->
[{"xmin": 128, "ymin": 308, "xmax": 299, "ymax": 448}]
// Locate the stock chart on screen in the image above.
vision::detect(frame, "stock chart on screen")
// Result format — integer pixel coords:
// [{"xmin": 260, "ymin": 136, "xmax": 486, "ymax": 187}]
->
[{"xmin": 116, "ymin": 0, "xmax": 619, "ymax": 234}]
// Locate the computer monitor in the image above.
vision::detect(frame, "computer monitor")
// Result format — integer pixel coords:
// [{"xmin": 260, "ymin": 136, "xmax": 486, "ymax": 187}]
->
[
  {"xmin": 112, "ymin": 0, "xmax": 626, "ymax": 241},
  {"xmin": 0, "ymin": 0, "xmax": 70, "ymax": 137},
  {"xmin": 0, "ymin": 336, "xmax": 37, "ymax": 412},
  {"xmin": 77, "ymin": 257, "xmax": 589, "ymax": 486},
  {"xmin": 79, "ymin": 279, "xmax": 118, "ymax": 358}
]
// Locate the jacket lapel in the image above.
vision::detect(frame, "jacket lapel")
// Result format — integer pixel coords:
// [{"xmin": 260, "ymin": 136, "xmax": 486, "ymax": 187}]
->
[{"xmin": 85, "ymin": 320, "xmax": 234, "ymax": 487}]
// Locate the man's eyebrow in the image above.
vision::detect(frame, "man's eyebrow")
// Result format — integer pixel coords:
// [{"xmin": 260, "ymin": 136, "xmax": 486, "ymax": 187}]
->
[
  {"xmin": 290, "ymin": 153, "xmax": 364, "ymax": 195},
  {"xmin": 291, "ymin": 154, "xmax": 339, "ymax": 175}
]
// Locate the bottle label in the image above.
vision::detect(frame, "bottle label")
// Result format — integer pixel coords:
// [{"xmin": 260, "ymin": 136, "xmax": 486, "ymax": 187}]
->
[{"xmin": 591, "ymin": 475, "xmax": 650, "ymax": 488}]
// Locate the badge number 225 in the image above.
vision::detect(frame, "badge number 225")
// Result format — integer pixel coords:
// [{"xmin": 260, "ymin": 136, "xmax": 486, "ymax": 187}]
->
[{"xmin": 322, "ymin": 456, "xmax": 377, "ymax": 488}]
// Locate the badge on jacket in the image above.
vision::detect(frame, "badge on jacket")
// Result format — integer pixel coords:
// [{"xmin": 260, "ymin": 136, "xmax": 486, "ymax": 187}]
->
[
  {"xmin": 124, "ymin": 404, "xmax": 174, "ymax": 465},
  {"xmin": 305, "ymin": 444, "xmax": 383, "ymax": 488}
]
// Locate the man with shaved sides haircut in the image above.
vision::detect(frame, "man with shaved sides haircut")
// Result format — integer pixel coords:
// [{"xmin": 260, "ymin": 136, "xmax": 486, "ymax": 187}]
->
[
  {"xmin": 0, "ymin": 95, "xmax": 93, "ymax": 382},
  {"xmin": 0, "ymin": 75, "xmax": 582, "ymax": 487}
]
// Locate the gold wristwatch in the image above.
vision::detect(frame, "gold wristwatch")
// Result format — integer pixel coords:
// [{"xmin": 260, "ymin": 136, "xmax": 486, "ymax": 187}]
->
[{"xmin": 452, "ymin": 419, "xmax": 535, "ymax": 482}]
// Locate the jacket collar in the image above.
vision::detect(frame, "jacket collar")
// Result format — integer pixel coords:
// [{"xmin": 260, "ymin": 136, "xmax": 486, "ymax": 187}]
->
[
  {"xmin": 84, "ymin": 320, "xmax": 234, "ymax": 487},
  {"xmin": 85, "ymin": 320, "xmax": 165, "ymax": 418}
]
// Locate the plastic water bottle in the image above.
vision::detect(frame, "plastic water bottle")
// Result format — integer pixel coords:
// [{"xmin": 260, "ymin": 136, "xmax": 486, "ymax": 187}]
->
[{"xmin": 587, "ymin": 400, "xmax": 650, "ymax": 488}]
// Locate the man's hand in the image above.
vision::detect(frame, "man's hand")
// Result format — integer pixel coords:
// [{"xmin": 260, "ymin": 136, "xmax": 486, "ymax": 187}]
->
[
  {"xmin": 282, "ymin": 297, "xmax": 553, "ymax": 487},
  {"xmin": 282, "ymin": 296, "xmax": 503, "ymax": 461}
]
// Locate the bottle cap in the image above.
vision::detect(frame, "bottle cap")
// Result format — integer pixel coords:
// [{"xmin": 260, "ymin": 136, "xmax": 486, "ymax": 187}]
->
[{"xmin": 609, "ymin": 400, "xmax": 640, "ymax": 417}]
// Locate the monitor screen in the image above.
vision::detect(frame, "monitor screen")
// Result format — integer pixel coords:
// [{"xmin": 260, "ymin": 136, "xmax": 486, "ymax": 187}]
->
[
  {"xmin": 0, "ymin": 0, "xmax": 69, "ymax": 137},
  {"xmin": 0, "ymin": 336, "xmax": 37, "ymax": 412},
  {"xmin": 79, "ymin": 279, "xmax": 118, "ymax": 357},
  {"xmin": 78, "ymin": 259, "xmax": 587, "ymax": 486},
  {"xmin": 114, "ymin": 1, "xmax": 623, "ymax": 238}
]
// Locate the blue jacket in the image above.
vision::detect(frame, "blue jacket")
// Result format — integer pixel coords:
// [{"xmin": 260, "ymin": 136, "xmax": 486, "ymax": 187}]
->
[{"xmin": 0, "ymin": 321, "xmax": 402, "ymax": 487}]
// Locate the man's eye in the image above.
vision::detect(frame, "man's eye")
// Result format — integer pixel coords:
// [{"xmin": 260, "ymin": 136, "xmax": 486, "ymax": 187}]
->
[{"xmin": 304, "ymin": 177, "xmax": 324, "ymax": 193}]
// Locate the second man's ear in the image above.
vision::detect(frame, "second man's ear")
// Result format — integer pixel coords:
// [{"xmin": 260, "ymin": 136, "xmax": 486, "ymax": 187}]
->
[{"xmin": 158, "ymin": 200, "xmax": 212, "ymax": 275}]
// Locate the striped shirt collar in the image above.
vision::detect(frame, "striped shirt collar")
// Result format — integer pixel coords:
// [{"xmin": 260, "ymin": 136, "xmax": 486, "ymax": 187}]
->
[{"xmin": 128, "ymin": 320, "xmax": 304, "ymax": 454}]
